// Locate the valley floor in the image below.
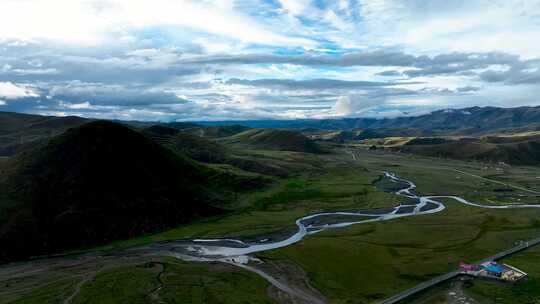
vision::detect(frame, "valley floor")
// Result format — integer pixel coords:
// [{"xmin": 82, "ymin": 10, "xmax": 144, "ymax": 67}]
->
[{"xmin": 2, "ymin": 147, "xmax": 540, "ymax": 303}]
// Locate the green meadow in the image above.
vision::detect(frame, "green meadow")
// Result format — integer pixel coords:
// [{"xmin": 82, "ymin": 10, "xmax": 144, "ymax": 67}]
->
[{"xmin": 3, "ymin": 148, "xmax": 540, "ymax": 303}]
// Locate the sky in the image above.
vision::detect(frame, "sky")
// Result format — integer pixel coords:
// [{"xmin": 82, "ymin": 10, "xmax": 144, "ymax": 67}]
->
[{"xmin": 0, "ymin": 0, "xmax": 540, "ymax": 121}]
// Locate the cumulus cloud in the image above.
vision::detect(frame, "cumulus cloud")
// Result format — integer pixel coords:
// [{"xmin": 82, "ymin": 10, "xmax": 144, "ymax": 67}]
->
[
  {"xmin": 58, "ymin": 101, "xmax": 93, "ymax": 110},
  {"xmin": 225, "ymin": 78, "xmax": 414, "ymax": 90},
  {"xmin": 332, "ymin": 95, "xmax": 385, "ymax": 116},
  {"xmin": 0, "ymin": 82, "xmax": 39, "ymax": 99},
  {"xmin": 456, "ymin": 86, "xmax": 481, "ymax": 92},
  {"xmin": 332, "ymin": 96, "xmax": 355, "ymax": 115}
]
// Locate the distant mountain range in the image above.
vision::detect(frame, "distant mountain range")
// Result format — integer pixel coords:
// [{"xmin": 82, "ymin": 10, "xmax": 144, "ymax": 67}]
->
[
  {"xmin": 198, "ymin": 105, "xmax": 540, "ymax": 135},
  {"xmin": 2, "ymin": 106, "xmax": 540, "ymax": 153}
]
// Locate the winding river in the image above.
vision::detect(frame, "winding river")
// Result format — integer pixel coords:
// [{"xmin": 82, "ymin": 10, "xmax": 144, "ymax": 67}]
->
[
  {"xmin": 148, "ymin": 171, "xmax": 540, "ymax": 263},
  {"xmin": 141, "ymin": 171, "xmax": 540, "ymax": 303}
]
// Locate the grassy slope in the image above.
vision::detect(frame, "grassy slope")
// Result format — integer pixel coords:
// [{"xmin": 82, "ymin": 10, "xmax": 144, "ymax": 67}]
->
[
  {"xmin": 401, "ymin": 140, "xmax": 540, "ymax": 166},
  {"xmin": 143, "ymin": 125, "xmax": 229, "ymax": 163},
  {"xmin": 188, "ymin": 125, "xmax": 251, "ymax": 138},
  {"xmin": 0, "ymin": 121, "xmax": 224, "ymax": 262},
  {"xmin": 360, "ymin": 133, "xmax": 540, "ymax": 166},
  {"xmin": 222, "ymin": 128, "xmax": 323, "ymax": 154},
  {"xmin": 143, "ymin": 125, "xmax": 315, "ymax": 178}
]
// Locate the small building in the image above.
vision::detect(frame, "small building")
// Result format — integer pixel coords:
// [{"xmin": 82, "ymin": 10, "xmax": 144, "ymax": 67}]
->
[
  {"xmin": 459, "ymin": 261, "xmax": 480, "ymax": 272},
  {"xmin": 482, "ymin": 262, "xmax": 504, "ymax": 277},
  {"xmin": 459, "ymin": 261, "xmax": 527, "ymax": 282}
]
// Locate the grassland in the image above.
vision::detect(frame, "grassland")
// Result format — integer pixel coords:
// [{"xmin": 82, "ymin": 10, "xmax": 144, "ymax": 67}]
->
[
  {"xmin": 88, "ymin": 162, "xmax": 399, "ymax": 252},
  {"xmin": 258, "ymin": 199, "xmax": 540, "ymax": 302},
  {"xmin": 84, "ymin": 148, "xmax": 540, "ymax": 303},
  {"xmin": 252, "ymin": 148, "xmax": 540, "ymax": 303},
  {"xmin": 3, "ymin": 147, "xmax": 540, "ymax": 303},
  {"xmin": 72, "ymin": 259, "xmax": 273, "ymax": 304},
  {"xmin": 2, "ymin": 257, "xmax": 274, "ymax": 304},
  {"xmin": 351, "ymin": 149, "xmax": 540, "ymax": 205}
]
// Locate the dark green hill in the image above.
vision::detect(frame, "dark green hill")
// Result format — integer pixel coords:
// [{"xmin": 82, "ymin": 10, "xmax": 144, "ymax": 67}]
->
[
  {"xmin": 0, "ymin": 121, "xmax": 223, "ymax": 262},
  {"xmin": 195, "ymin": 125, "xmax": 250, "ymax": 138},
  {"xmin": 163, "ymin": 121, "xmax": 201, "ymax": 130},
  {"xmin": 143, "ymin": 125, "xmax": 228, "ymax": 163},
  {"xmin": 161, "ymin": 123, "xmax": 250, "ymax": 138},
  {"xmin": 143, "ymin": 125, "xmax": 289, "ymax": 177},
  {"xmin": 222, "ymin": 128, "xmax": 323, "ymax": 153},
  {"xmin": 0, "ymin": 111, "xmax": 90, "ymax": 156}
]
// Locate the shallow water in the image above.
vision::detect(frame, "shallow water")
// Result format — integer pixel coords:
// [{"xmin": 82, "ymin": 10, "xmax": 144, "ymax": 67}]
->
[{"xmin": 157, "ymin": 171, "xmax": 540, "ymax": 263}]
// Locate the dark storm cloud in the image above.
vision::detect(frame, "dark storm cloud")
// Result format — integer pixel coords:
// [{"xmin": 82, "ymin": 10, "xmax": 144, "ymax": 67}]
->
[
  {"xmin": 0, "ymin": 81, "xmax": 188, "ymax": 120},
  {"xmin": 0, "ymin": 40, "xmax": 202, "ymax": 85},
  {"xmin": 225, "ymin": 78, "xmax": 420, "ymax": 90},
  {"xmin": 185, "ymin": 50, "xmax": 540, "ymax": 83},
  {"xmin": 182, "ymin": 50, "xmax": 420, "ymax": 67},
  {"xmin": 46, "ymin": 82, "xmax": 187, "ymax": 106},
  {"xmin": 183, "ymin": 50, "xmax": 518, "ymax": 69},
  {"xmin": 376, "ymin": 70, "xmax": 403, "ymax": 76},
  {"xmin": 479, "ymin": 66, "xmax": 540, "ymax": 84},
  {"xmin": 456, "ymin": 86, "xmax": 481, "ymax": 92}
]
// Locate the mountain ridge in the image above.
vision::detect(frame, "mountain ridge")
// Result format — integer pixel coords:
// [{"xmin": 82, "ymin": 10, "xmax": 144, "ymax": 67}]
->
[{"xmin": 196, "ymin": 105, "xmax": 540, "ymax": 135}]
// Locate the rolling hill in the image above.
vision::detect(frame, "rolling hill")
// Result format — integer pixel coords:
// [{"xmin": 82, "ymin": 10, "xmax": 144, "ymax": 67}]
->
[
  {"xmin": 143, "ymin": 125, "xmax": 228, "ymax": 163},
  {"xmin": 222, "ymin": 128, "xmax": 324, "ymax": 153},
  {"xmin": 143, "ymin": 125, "xmax": 290, "ymax": 177},
  {"xmin": 184, "ymin": 124, "xmax": 250, "ymax": 138},
  {"xmin": 400, "ymin": 135, "xmax": 540, "ymax": 165},
  {"xmin": 0, "ymin": 121, "xmax": 224, "ymax": 262}
]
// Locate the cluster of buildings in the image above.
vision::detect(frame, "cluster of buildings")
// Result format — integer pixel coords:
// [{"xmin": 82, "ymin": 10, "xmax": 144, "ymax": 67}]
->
[{"xmin": 459, "ymin": 261, "xmax": 527, "ymax": 282}]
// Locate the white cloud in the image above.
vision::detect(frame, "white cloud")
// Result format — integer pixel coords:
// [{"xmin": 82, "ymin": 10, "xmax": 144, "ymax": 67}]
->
[
  {"xmin": 332, "ymin": 95, "xmax": 381, "ymax": 116},
  {"xmin": 323, "ymin": 10, "xmax": 352, "ymax": 31},
  {"xmin": 0, "ymin": 100, "xmax": 6, "ymax": 106},
  {"xmin": 59, "ymin": 101, "xmax": 93, "ymax": 109},
  {"xmin": 278, "ymin": 0, "xmax": 312, "ymax": 15},
  {"xmin": 332, "ymin": 96, "xmax": 354, "ymax": 115},
  {"xmin": 0, "ymin": 64, "xmax": 60, "ymax": 75},
  {"xmin": 0, "ymin": 82, "xmax": 39, "ymax": 99},
  {"xmin": 0, "ymin": 0, "xmax": 314, "ymax": 47},
  {"xmin": 354, "ymin": 0, "xmax": 540, "ymax": 57}
]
